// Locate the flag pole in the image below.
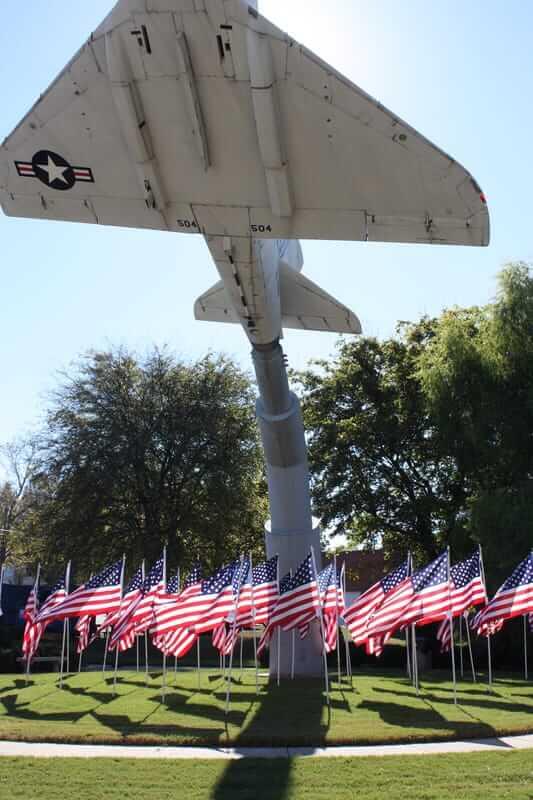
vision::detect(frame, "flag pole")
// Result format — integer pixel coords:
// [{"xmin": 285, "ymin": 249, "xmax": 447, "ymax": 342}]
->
[
  {"xmin": 411, "ymin": 624, "xmax": 419, "ymax": 694},
  {"xmin": 197, "ymin": 636, "xmax": 201, "ymax": 691},
  {"xmin": 275, "ymin": 556, "xmax": 281, "ymax": 687},
  {"xmin": 102, "ymin": 630, "xmax": 110, "ymax": 674},
  {"xmin": 478, "ymin": 545, "xmax": 492, "ymax": 692},
  {"xmin": 341, "ymin": 564, "xmax": 352, "ymax": 686},
  {"xmin": 58, "ymin": 561, "xmax": 71, "ymax": 689},
  {"xmin": 459, "ymin": 614, "xmax": 464, "ymax": 678},
  {"xmin": 66, "ymin": 619, "xmax": 70, "ymax": 674},
  {"xmin": 289, "ymin": 568, "xmax": 295, "ymax": 681},
  {"xmin": 249, "ymin": 551, "xmax": 259, "ymax": 695},
  {"xmin": 112, "ymin": 555, "xmax": 126, "ymax": 694},
  {"xmin": 464, "ymin": 613, "xmax": 477, "ymax": 682},
  {"xmin": 25, "ymin": 563, "xmax": 41, "ymax": 684},
  {"xmin": 524, "ymin": 615, "xmax": 529, "ymax": 681},
  {"xmin": 405, "ymin": 553, "xmax": 412, "ymax": 680},
  {"xmin": 160, "ymin": 548, "xmax": 167, "ymax": 700},
  {"xmin": 310, "ymin": 546, "xmax": 330, "ymax": 705},
  {"xmin": 335, "ymin": 557, "xmax": 341, "ymax": 686},
  {"xmin": 225, "ymin": 555, "xmax": 247, "ymax": 715},
  {"xmin": 174, "ymin": 568, "xmax": 181, "ymax": 683},
  {"xmin": 136, "ymin": 636, "xmax": 140, "ymax": 673},
  {"xmin": 112, "ymin": 646, "xmax": 119, "ymax": 696},
  {"xmin": 239, "ymin": 633, "xmax": 244, "ymax": 678},
  {"xmin": 141, "ymin": 561, "xmax": 150, "ymax": 685},
  {"xmin": 447, "ymin": 547, "xmax": 457, "ymax": 705}
]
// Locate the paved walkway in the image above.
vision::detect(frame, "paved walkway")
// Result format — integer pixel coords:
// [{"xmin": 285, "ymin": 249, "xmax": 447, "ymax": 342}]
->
[{"xmin": 1, "ymin": 735, "xmax": 533, "ymax": 760}]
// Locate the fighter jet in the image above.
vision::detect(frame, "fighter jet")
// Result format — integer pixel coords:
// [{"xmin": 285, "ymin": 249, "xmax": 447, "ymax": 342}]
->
[{"xmin": 0, "ymin": 0, "xmax": 488, "ymax": 348}]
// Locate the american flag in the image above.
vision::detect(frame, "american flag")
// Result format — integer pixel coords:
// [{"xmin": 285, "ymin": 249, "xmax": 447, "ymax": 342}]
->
[
  {"xmin": 320, "ymin": 562, "xmax": 345, "ymax": 653},
  {"xmin": 75, "ymin": 615, "xmax": 93, "ymax": 654},
  {"xmin": 100, "ymin": 566, "xmax": 144, "ymax": 632},
  {"xmin": 257, "ymin": 554, "xmax": 319, "ymax": 656},
  {"xmin": 109, "ymin": 557, "xmax": 164, "ymax": 651},
  {"xmin": 344, "ymin": 559, "xmax": 410, "ymax": 645},
  {"xmin": 192, "ymin": 559, "xmax": 250, "ymax": 635},
  {"xmin": 21, "ymin": 571, "xmax": 40, "ymax": 661},
  {"xmin": 23, "ymin": 576, "xmax": 67, "ymax": 659},
  {"xmin": 152, "ymin": 563, "xmax": 203, "ymax": 658},
  {"xmin": 365, "ymin": 552, "xmax": 449, "ymax": 642},
  {"xmin": 474, "ymin": 553, "xmax": 533, "ymax": 634},
  {"xmin": 36, "ymin": 561, "xmax": 122, "ymax": 623},
  {"xmin": 151, "ymin": 563, "xmax": 203, "ymax": 640},
  {"xmin": 235, "ymin": 556, "xmax": 279, "ymax": 627},
  {"xmin": 436, "ymin": 551, "xmax": 487, "ymax": 651}
]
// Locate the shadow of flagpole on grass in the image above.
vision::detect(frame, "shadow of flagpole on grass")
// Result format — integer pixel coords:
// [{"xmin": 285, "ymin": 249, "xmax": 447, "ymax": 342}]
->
[{"xmin": 211, "ymin": 675, "xmax": 328, "ymax": 800}]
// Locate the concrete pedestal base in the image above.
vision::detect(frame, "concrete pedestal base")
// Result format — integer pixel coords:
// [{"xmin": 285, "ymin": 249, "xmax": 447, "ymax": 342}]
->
[{"xmin": 265, "ymin": 521, "xmax": 323, "ymax": 678}]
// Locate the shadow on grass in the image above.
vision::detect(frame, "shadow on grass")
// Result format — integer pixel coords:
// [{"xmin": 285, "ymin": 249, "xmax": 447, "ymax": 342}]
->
[
  {"xmin": 211, "ymin": 677, "xmax": 327, "ymax": 800},
  {"xmin": 375, "ymin": 686, "xmax": 533, "ymax": 716}
]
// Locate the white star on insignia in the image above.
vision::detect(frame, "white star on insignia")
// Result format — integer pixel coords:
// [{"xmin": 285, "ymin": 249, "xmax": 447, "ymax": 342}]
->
[{"xmin": 36, "ymin": 155, "xmax": 70, "ymax": 185}]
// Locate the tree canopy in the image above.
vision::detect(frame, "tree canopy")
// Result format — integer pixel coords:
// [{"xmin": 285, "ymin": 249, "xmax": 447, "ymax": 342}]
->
[
  {"xmin": 298, "ymin": 263, "xmax": 533, "ymax": 581},
  {"xmin": 15, "ymin": 348, "xmax": 267, "ymax": 579}
]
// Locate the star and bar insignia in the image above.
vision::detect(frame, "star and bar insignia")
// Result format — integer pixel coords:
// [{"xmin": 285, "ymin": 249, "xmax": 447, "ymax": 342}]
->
[{"xmin": 15, "ymin": 150, "xmax": 94, "ymax": 191}]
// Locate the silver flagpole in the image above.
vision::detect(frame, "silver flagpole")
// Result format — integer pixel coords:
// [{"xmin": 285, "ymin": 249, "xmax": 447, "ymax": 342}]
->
[
  {"xmin": 478, "ymin": 545, "xmax": 493, "ymax": 691},
  {"xmin": 310, "ymin": 546, "xmax": 330, "ymax": 705},
  {"xmin": 464, "ymin": 613, "xmax": 477, "ymax": 682},
  {"xmin": 162, "ymin": 654, "xmax": 167, "ymax": 702},
  {"xmin": 291, "ymin": 629, "xmax": 296, "ymax": 680},
  {"xmin": 225, "ymin": 556, "xmax": 247, "ymax": 715},
  {"xmin": 277, "ymin": 627, "xmax": 281, "ymax": 687},
  {"xmin": 58, "ymin": 561, "xmax": 71, "ymax": 689},
  {"xmin": 249, "ymin": 551, "xmax": 259, "ymax": 695},
  {"xmin": 341, "ymin": 564, "xmax": 352, "ymax": 685},
  {"xmin": 197, "ymin": 636, "xmax": 201, "ymax": 691},
  {"xmin": 136, "ymin": 637, "xmax": 140, "ymax": 673},
  {"xmin": 111, "ymin": 555, "xmax": 126, "ymax": 693},
  {"xmin": 524, "ymin": 615, "xmax": 529, "ymax": 681},
  {"xmin": 335, "ymin": 558, "xmax": 341, "ymax": 686},
  {"xmin": 102, "ymin": 630, "xmax": 110, "ymax": 674},
  {"xmin": 289, "ymin": 568, "xmax": 295, "ymax": 681},
  {"xmin": 141, "ymin": 561, "xmax": 150, "ymax": 686},
  {"xmin": 411, "ymin": 624, "xmax": 419, "ymax": 694},
  {"xmin": 459, "ymin": 614, "xmax": 464, "ymax": 678},
  {"xmin": 406, "ymin": 553, "xmax": 413, "ymax": 680},
  {"xmin": 26, "ymin": 563, "xmax": 41, "ymax": 685},
  {"xmin": 405, "ymin": 626, "xmax": 411, "ymax": 680},
  {"xmin": 160, "ymin": 548, "xmax": 167, "ymax": 699},
  {"xmin": 239, "ymin": 633, "xmax": 244, "ymax": 677},
  {"xmin": 447, "ymin": 548, "xmax": 457, "ymax": 705},
  {"xmin": 112, "ymin": 646, "xmax": 119, "ymax": 696},
  {"xmin": 276, "ymin": 556, "xmax": 281, "ymax": 687},
  {"xmin": 174, "ymin": 568, "xmax": 181, "ymax": 683},
  {"xmin": 66, "ymin": 619, "xmax": 70, "ymax": 674}
]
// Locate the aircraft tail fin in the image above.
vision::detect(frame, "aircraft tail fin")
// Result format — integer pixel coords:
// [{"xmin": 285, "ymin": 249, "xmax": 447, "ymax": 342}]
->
[{"xmin": 194, "ymin": 267, "xmax": 361, "ymax": 335}]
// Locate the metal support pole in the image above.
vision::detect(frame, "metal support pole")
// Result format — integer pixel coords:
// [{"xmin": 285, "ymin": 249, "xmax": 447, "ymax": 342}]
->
[
  {"xmin": 253, "ymin": 340, "xmax": 322, "ymax": 678},
  {"xmin": 459, "ymin": 614, "xmax": 464, "ymax": 679},
  {"xmin": 465, "ymin": 614, "xmax": 477, "ymax": 682},
  {"xmin": 524, "ymin": 615, "xmax": 529, "ymax": 681},
  {"xmin": 450, "ymin": 617, "xmax": 457, "ymax": 705},
  {"xmin": 487, "ymin": 634, "xmax": 493, "ymax": 691},
  {"xmin": 113, "ymin": 648, "xmax": 119, "ymax": 696}
]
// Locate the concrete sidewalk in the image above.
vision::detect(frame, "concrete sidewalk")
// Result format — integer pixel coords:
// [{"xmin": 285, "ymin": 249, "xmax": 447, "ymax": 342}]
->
[{"xmin": 0, "ymin": 735, "xmax": 532, "ymax": 760}]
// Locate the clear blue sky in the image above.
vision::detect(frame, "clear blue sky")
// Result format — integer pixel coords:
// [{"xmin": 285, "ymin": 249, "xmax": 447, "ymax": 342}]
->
[{"xmin": 1, "ymin": 0, "xmax": 532, "ymax": 450}]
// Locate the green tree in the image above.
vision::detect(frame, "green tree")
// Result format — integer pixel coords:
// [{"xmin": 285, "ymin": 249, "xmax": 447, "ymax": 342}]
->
[
  {"xmin": 20, "ymin": 348, "xmax": 267, "ymax": 579},
  {"xmin": 297, "ymin": 327, "xmax": 468, "ymax": 561},
  {"xmin": 418, "ymin": 262, "xmax": 533, "ymax": 582}
]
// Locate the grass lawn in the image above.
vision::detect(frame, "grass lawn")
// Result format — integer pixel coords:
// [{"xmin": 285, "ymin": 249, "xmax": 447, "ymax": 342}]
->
[
  {"xmin": 1, "ymin": 752, "xmax": 533, "ymax": 800},
  {"xmin": 0, "ymin": 668, "xmax": 532, "ymax": 747}
]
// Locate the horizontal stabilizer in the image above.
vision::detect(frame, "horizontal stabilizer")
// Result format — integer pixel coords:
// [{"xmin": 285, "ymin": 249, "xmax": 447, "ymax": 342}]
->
[{"xmin": 194, "ymin": 267, "xmax": 361, "ymax": 335}]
